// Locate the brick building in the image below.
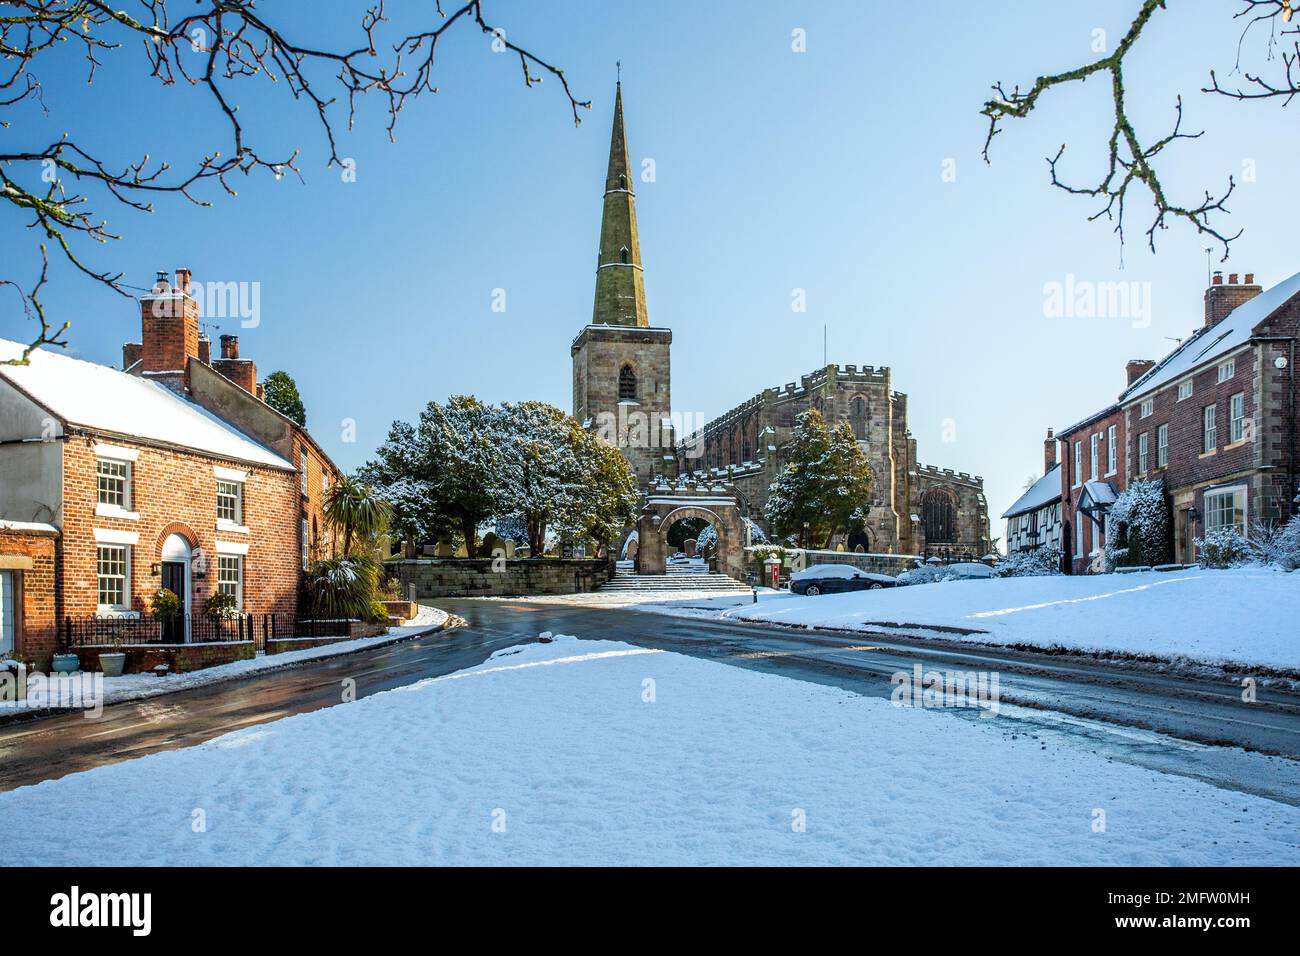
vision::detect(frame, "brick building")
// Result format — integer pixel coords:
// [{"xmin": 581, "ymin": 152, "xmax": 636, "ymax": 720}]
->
[
  {"xmin": 1048, "ymin": 269, "xmax": 1299, "ymax": 573},
  {"xmin": 0, "ymin": 270, "xmax": 340, "ymax": 667}
]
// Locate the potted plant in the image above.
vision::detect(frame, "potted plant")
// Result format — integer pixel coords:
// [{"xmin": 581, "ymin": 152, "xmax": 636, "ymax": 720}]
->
[
  {"xmin": 98, "ymin": 628, "xmax": 129, "ymax": 677},
  {"xmin": 51, "ymin": 651, "xmax": 80, "ymax": 673}
]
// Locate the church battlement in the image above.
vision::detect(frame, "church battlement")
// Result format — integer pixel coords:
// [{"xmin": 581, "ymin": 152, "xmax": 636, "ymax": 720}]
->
[{"xmin": 915, "ymin": 464, "xmax": 984, "ymax": 488}]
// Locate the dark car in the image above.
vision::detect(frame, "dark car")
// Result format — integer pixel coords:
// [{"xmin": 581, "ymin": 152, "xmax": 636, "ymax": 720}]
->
[{"xmin": 789, "ymin": 564, "xmax": 899, "ymax": 596}]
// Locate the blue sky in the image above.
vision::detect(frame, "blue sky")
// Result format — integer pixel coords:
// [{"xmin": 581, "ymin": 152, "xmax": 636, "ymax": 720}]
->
[{"xmin": 1, "ymin": 0, "xmax": 1293, "ymax": 532}]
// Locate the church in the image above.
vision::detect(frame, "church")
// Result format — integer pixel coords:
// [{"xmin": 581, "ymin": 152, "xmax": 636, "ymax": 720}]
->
[{"xmin": 571, "ymin": 83, "xmax": 991, "ymax": 565}]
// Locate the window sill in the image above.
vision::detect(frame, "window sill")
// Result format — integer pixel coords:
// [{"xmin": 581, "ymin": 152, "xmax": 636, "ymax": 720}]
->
[
  {"xmin": 1223, "ymin": 439, "xmax": 1249, "ymax": 451},
  {"xmin": 1104, "ymin": 470, "xmax": 1117, "ymax": 479},
  {"xmin": 216, "ymin": 520, "xmax": 250, "ymax": 535},
  {"xmin": 94, "ymin": 504, "xmax": 139, "ymax": 521},
  {"xmin": 1198, "ymin": 449, "xmax": 1217, "ymax": 459}
]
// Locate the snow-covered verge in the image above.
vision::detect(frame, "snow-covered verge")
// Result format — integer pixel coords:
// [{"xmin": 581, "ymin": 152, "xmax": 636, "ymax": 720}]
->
[
  {"xmin": 2, "ymin": 634, "xmax": 1295, "ymax": 865},
  {"xmin": 0, "ymin": 605, "xmax": 449, "ymax": 715},
  {"xmin": 716, "ymin": 568, "xmax": 1300, "ymax": 673}
]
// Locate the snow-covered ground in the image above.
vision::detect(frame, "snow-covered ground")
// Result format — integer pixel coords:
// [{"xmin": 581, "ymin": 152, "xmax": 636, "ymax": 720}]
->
[
  {"xmin": 0, "ymin": 606, "xmax": 448, "ymax": 714},
  {"xmin": 3, "ymin": 634, "xmax": 1296, "ymax": 865},
  {"xmin": 613, "ymin": 568, "xmax": 1300, "ymax": 673}
]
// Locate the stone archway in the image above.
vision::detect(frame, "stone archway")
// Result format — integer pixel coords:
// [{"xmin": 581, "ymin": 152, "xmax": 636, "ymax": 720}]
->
[{"xmin": 636, "ymin": 483, "xmax": 746, "ymax": 580}]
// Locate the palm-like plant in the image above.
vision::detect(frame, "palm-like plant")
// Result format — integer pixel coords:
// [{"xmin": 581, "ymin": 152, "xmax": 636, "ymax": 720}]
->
[{"xmin": 323, "ymin": 475, "xmax": 392, "ymax": 558}]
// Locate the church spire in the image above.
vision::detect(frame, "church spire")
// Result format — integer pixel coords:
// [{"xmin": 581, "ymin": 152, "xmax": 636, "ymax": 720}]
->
[{"xmin": 592, "ymin": 79, "xmax": 649, "ymax": 327}]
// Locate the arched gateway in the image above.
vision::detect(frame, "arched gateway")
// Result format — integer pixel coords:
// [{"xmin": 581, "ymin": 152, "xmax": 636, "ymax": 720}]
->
[{"xmin": 636, "ymin": 480, "xmax": 747, "ymax": 580}]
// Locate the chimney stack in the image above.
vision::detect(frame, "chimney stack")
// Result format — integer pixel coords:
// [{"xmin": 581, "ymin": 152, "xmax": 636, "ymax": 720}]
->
[
  {"xmin": 1043, "ymin": 428, "xmax": 1057, "ymax": 475},
  {"xmin": 122, "ymin": 342, "xmax": 142, "ymax": 371},
  {"xmin": 197, "ymin": 332, "xmax": 211, "ymax": 365},
  {"xmin": 1204, "ymin": 269, "xmax": 1262, "ymax": 328},
  {"xmin": 212, "ymin": 333, "xmax": 256, "ymax": 394},
  {"xmin": 1126, "ymin": 358, "xmax": 1155, "ymax": 386},
  {"xmin": 138, "ymin": 265, "xmax": 199, "ymax": 391}
]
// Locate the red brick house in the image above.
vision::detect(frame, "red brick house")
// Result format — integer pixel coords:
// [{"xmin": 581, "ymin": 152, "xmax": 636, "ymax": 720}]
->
[
  {"xmin": 1119, "ymin": 271, "xmax": 1300, "ymax": 563},
  {"xmin": 1051, "ymin": 270, "xmax": 1299, "ymax": 573},
  {"xmin": 1057, "ymin": 403, "xmax": 1127, "ymax": 574},
  {"xmin": 0, "ymin": 269, "xmax": 341, "ymax": 668}
]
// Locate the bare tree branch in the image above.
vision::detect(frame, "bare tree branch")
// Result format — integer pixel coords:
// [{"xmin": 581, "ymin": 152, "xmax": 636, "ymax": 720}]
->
[
  {"xmin": 981, "ymin": 0, "xmax": 1242, "ymax": 262},
  {"xmin": 1, "ymin": 0, "xmax": 590, "ymax": 364}
]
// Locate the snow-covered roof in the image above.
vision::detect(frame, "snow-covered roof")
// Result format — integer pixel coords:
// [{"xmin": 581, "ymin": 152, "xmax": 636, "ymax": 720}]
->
[
  {"xmin": 1001, "ymin": 464, "xmax": 1062, "ymax": 519},
  {"xmin": 0, "ymin": 340, "xmax": 293, "ymax": 471},
  {"xmin": 1080, "ymin": 480, "xmax": 1118, "ymax": 509},
  {"xmin": 1120, "ymin": 270, "xmax": 1300, "ymax": 404}
]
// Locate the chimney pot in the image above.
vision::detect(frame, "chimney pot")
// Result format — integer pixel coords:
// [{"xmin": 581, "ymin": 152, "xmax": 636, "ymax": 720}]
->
[
  {"xmin": 219, "ymin": 334, "xmax": 239, "ymax": 360},
  {"xmin": 1228, "ymin": 273, "xmax": 1239, "ymax": 285},
  {"xmin": 1245, "ymin": 272, "xmax": 1255, "ymax": 285},
  {"xmin": 1212, "ymin": 271, "xmax": 1223, "ymax": 286},
  {"xmin": 175, "ymin": 268, "xmax": 191, "ymax": 293}
]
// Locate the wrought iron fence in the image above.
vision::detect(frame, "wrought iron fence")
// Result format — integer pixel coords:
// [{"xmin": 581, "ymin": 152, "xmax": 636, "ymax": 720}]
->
[{"xmin": 62, "ymin": 613, "xmax": 357, "ymax": 653}]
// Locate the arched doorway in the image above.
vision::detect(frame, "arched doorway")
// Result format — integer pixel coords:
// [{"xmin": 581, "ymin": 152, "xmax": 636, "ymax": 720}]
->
[
  {"xmin": 637, "ymin": 485, "xmax": 747, "ymax": 580},
  {"xmin": 160, "ymin": 533, "xmax": 192, "ymax": 643}
]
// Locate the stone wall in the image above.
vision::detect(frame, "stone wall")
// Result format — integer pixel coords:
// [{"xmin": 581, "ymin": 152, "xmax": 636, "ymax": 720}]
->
[
  {"xmin": 391, "ymin": 559, "xmax": 612, "ymax": 598},
  {"xmin": 74, "ymin": 641, "xmax": 255, "ymax": 674}
]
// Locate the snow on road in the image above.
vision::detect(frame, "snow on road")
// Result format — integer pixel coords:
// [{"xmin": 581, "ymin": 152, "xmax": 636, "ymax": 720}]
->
[{"xmin": 2, "ymin": 634, "xmax": 1296, "ymax": 866}]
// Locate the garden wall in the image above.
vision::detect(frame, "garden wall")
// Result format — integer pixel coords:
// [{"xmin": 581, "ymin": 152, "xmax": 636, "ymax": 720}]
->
[
  {"xmin": 389, "ymin": 559, "xmax": 612, "ymax": 598},
  {"xmin": 74, "ymin": 641, "xmax": 255, "ymax": 674}
]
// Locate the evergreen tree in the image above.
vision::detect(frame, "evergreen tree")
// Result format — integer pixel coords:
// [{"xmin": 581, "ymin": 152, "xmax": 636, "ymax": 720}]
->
[
  {"xmin": 764, "ymin": 409, "xmax": 873, "ymax": 548},
  {"xmin": 261, "ymin": 370, "xmax": 307, "ymax": 426}
]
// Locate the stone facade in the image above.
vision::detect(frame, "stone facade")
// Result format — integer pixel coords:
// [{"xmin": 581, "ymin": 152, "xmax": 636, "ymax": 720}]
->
[
  {"xmin": 391, "ymin": 559, "xmax": 612, "ymax": 598},
  {"xmin": 674, "ymin": 364, "xmax": 991, "ymax": 557}
]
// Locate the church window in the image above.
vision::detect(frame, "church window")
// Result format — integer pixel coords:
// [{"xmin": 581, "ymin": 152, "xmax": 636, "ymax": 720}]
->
[
  {"xmin": 620, "ymin": 246, "xmax": 630, "ymax": 265},
  {"xmin": 849, "ymin": 396, "xmax": 868, "ymax": 439},
  {"xmin": 619, "ymin": 364, "xmax": 637, "ymax": 400},
  {"xmin": 921, "ymin": 490, "xmax": 956, "ymax": 544},
  {"xmin": 618, "ymin": 174, "xmax": 627, "ymax": 189}
]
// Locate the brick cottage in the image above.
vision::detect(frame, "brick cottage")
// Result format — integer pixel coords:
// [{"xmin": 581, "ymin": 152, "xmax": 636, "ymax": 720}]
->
[
  {"xmin": 1022, "ymin": 270, "xmax": 1299, "ymax": 573},
  {"xmin": 0, "ymin": 269, "xmax": 341, "ymax": 669}
]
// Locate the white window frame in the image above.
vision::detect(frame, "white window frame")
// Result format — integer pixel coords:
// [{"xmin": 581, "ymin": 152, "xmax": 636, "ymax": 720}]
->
[
  {"xmin": 95, "ymin": 457, "xmax": 134, "ymax": 515},
  {"xmin": 1139, "ymin": 398, "xmax": 1153, "ymax": 419},
  {"xmin": 1228, "ymin": 392, "xmax": 1245, "ymax": 444},
  {"xmin": 1157, "ymin": 423, "xmax": 1169, "ymax": 468},
  {"xmin": 1072, "ymin": 441, "xmax": 1083, "ymax": 488},
  {"xmin": 1073, "ymin": 509, "xmax": 1084, "ymax": 558},
  {"xmin": 1177, "ymin": 380, "xmax": 1194, "ymax": 401},
  {"xmin": 300, "ymin": 448, "xmax": 309, "ymax": 495},
  {"xmin": 217, "ymin": 555, "xmax": 243, "ymax": 611},
  {"xmin": 1217, "ymin": 358, "xmax": 1235, "ymax": 383},
  {"xmin": 1106, "ymin": 424, "xmax": 1117, "ymax": 476},
  {"xmin": 1090, "ymin": 433, "xmax": 1099, "ymax": 481},
  {"xmin": 216, "ymin": 479, "xmax": 243, "ymax": 525},
  {"xmin": 1203, "ymin": 484, "xmax": 1247, "ymax": 537},
  {"xmin": 1138, "ymin": 432, "xmax": 1148, "ymax": 474},
  {"xmin": 96, "ymin": 543, "xmax": 131, "ymax": 612},
  {"xmin": 1203, "ymin": 404, "xmax": 1217, "ymax": 453},
  {"xmin": 301, "ymin": 516, "xmax": 309, "ymax": 571}
]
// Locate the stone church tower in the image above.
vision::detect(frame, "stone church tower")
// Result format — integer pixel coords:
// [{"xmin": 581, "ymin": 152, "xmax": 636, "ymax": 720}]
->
[{"xmin": 571, "ymin": 82, "xmax": 673, "ymax": 485}]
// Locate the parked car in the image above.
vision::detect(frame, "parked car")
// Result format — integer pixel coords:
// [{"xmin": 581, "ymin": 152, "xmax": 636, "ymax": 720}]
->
[
  {"xmin": 789, "ymin": 564, "xmax": 898, "ymax": 596},
  {"xmin": 896, "ymin": 561, "xmax": 996, "ymax": 586}
]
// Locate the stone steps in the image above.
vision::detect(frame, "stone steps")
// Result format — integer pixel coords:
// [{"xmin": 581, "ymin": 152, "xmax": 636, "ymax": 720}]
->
[{"xmin": 600, "ymin": 572, "xmax": 750, "ymax": 593}]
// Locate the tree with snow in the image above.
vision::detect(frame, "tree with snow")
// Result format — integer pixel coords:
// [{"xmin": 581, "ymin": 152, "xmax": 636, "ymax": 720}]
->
[
  {"xmin": 764, "ymin": 409, "xmax": 873, "ymax": 549},
  {"xmin": 261, "ymin": 370, "xmax": 307, "ymax": 426},
  {"xmin": 361, "ymin": 396, "xmax": 502, "ymax": 559},
  {"xmin": 1105, "ymin": 479, "xmax": 1172, "ymax": 569}
]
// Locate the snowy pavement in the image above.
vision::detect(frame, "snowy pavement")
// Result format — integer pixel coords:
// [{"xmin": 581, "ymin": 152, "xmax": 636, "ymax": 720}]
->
[
  {"xmin": 0, "ymin": 605, "xmax": 449, "ymax": 715},
  {"xmin": 2, "ymin": 633, "xmax": 1296, "ymax": 865}
]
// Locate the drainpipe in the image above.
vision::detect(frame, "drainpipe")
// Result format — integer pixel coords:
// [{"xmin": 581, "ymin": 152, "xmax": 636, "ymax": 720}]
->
[{"xmin": 1256, "ymin": 336, "xmax": 1297, "ymax": 518}]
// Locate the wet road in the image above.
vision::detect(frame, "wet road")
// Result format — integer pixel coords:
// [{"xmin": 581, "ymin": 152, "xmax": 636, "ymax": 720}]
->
[{"xmin": 2, "ymin": 598, "xmax": 1299, "ymax": 804}]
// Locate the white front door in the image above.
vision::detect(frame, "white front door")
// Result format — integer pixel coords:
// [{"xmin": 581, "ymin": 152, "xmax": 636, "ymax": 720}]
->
[{"xmin": 0, "ymin": 571, "xmax": 14, "ymax": 656}]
